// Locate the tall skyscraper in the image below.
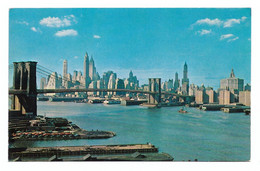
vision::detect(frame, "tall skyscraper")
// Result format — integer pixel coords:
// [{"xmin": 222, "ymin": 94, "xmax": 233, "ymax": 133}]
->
[
  {"xmin": 181, "ymin": 62, "xmax": 189, "ymax": 95},
  {"xmin": 83, "ymin": 52, "xmax": 91, "ymax": 88},
  {"xmin": 174, "ymin": 72, "xmax": 179, "ymax": 91},
  {"xmin": 220, "ymin": 69, "xmax": 244, "ymax": 92},
  {"xmin": 89, "ymin": 56, "xmax": 95, "ymax": 80},
  {"xmin": 182, "ymin": 62, "xmax": 189, "ymax": 85},
  {"xmin": 62, "ymin": 60, "xmax": 68, "ymax": 87}
]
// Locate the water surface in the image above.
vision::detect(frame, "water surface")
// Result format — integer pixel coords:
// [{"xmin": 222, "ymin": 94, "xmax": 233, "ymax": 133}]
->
[{"xmin": 10, "ymin": 101, "xmax": 250, "ymax": 161}]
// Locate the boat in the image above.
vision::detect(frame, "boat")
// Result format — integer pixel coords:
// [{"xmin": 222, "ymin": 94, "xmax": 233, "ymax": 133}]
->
[
  {"xmin": 178, "ymin": 107, "xmax": 188, "ymax": 113},
  {"xmin": 103, "ymin": 100, "xmax": 121, "ymax": 105}
]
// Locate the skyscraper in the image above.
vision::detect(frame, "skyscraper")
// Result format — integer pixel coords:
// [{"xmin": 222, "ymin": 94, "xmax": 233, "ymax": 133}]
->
[
  {"xmin": 220, "ymin": 69, "xmax": 244, "ymax": 92},
  {"xmin": 62, "ymin": 60, "xmax": 68, "ymax": 87},
  {"xmin": 174, "ymin": 72, "xmax": 179, "ymax": 91},
  {"xmin": 181, "ymin": 62, "xmax": 189, "ymax": 95},
  {"xmin": 182, "ymin": 62, "xmax": 189, "ymax": 85},
  {"xmin": 83, "ymin": 52, "xmax": 91, "ymax": 88},
  {"xmin": 89, "ymin": 56, "xmax": 94, "ymax": 81}
]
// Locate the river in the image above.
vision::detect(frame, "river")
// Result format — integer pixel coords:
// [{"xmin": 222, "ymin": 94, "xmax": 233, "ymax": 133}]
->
[{"xmin": 10, "ymin": 101, "xmax": 250, "ymax": 161}]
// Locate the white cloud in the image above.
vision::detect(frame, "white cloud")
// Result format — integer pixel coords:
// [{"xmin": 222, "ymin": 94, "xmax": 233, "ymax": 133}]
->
[
  {"xmin": 54, "ymin": 29, "xmax": 78, "ymax": 37},
  {"xmin": 31, "ymin": 27, "xmax": 41, "ymax": 33},
  {"xmin": 220, "ymin": 34, "xmax": 234, "ymax": 40},
  {"xmin": 194, "ymin": 18, "xmax": 223, "ymax": 26},
  {"xmin": 192, "ymin": 16, "xmax": 248, "ymax": 28},
  {"xmin": 40, "ymin": 15, "xmax": 77, "ymax": 27},
  {"xmin": 223, "ymin": 19, "xmax": 241, "ymax": 28},
  {"xmin": 227, "ymin": 37, "xmax": 239, "ymax": 42},
  {"xmin": 16, "ymin": 21, "xmax": 29, "ymax": 25},
  {"xmin": 196, "ymin": 29, "xmax": 212, "ymax": 35},
  {"xmin": 74, "ymin": 56, "xmax": 78, "ymax": 59},
  {"xmin": 31, "ymin": 27, "xmax": 37, "ymax": 32},
  {"xmin": 93, "ymin": 35, "xmax": 101, "ymax": 39},
  {"xmin": 241, "ymin": 16, "xmax": 247, "ymax": 22},
  {"xmin": 223, "ymin": 16, "xmax": 247, "ymax": 28}
]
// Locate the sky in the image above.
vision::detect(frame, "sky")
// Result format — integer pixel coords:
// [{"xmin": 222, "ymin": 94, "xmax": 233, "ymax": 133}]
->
[{"xmin": 9, "ymin": 8, "xmax": 251, "ymax": 89}]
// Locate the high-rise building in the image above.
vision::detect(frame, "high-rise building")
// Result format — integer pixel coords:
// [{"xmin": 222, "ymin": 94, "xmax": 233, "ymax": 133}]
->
[
  {"xmin": 103, "ymin": 71, "xmax": 114, "ymax": 89},
  {"xmin": 218, "ymin": 89, "xmax": 235, "ymax": 105},
  {"xmin": 239, "ymin": 91, "xmax": 251, "ymax": 106},
  {"xmin": 108, "ymin": 73, "xmax": 116, "ymax": 95},
  {"xmin": 181, "ymin": 62, "xmax": 189, "ymax": 95},
  {"xmin": 174, "ymin": 72, "xmax": 180, "ymax": 91},
  {"xmin": 62, "ymin": 60, "xmax": 68, "ymax": 87},
  {"xmin": 83, "ymin": 52, "xmax": 91, "ymax": 88},
  {"xmin": 220, "ymin": 69, "xmax": 244, "ymax": 92},
  {"xmin": 115, "ymin": 78, "xmax": 125, "ymax": 95},
  {"xmin": 89, "ymin": 56, "xmax": 95, "ymax": 81},
  {"xmin": 182, "ymin": 62, "xmax": 189, "ymax": 85},
  {"xmin": 244, "ymin": 83, "xmax": 251, "ymax": 91},
  {"xmin": 40, "ymin": 77, "xmax": 46, "ymax": 89}
]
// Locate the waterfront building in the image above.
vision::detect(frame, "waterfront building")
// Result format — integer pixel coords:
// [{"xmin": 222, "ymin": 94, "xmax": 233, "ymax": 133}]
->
[
  {"xmin": 239, "ymin": 90, "xmax": 251, "ymax": 106},
  {"xmin": 205, "ymin": 88, "xmax": 217, "ymax": 104},
  {"xmin": 181, "ymin": 62, "xmax": 189, "ymax": 95},
  {"xmin": 189, "ymin": 83, "xmax": 198, "ymax": 96},
  {"xmin": 218, "ymin": 89, "xmax": 235, "ymax": 105},
  {"xmin": 195, "ymin": 84, "xmax": 208, "ymax": 104},
  {"xmin": 220, "ymin": 69, "xmax": 244, "ymax": 92},
  {"xmin": 40, "ymin": 77, "xmax": 46, "ymax": 89}
]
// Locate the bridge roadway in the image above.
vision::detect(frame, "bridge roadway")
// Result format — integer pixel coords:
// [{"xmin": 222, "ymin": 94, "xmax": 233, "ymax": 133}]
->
[{"xmin": 9, "ymin": 88, "xmax": 190, "ymax": 98}]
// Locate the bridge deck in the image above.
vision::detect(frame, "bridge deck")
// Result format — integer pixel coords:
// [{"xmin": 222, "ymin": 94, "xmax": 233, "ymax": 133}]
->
[{"xmin": 9, "ymin": 88, "xmax": 190, "ymax": 97}]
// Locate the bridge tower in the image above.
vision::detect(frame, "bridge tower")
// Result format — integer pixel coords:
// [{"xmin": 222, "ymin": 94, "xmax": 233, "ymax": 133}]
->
[
  {"xmin": 148, "ymin": 78, "xmax": 161, "ymax": 105},
  {"xmin": 10, "ymin": 61, "xmax": 37, "ymax": 117}
]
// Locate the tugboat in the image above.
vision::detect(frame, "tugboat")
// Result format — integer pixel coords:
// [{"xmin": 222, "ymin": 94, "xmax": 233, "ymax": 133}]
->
[{"xmin": 178, "ymin": 107, "xmax": 188, "ymax": 113}]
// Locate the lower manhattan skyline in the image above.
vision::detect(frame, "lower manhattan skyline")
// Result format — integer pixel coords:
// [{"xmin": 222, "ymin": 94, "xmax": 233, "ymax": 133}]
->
[{"xmin": 9, "ymin": 8, "xmax": 251, "ymax": 88}]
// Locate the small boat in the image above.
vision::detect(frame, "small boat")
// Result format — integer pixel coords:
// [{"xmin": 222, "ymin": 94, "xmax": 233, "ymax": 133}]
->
[{"xmin": 178, "ymin": 107, "xmax": 188, "ymax": 113}]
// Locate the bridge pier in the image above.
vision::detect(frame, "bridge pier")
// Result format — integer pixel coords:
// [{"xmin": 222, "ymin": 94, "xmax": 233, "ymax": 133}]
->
[
  {"xmin": 10, "ymin": 62, "xmax": 37, "ymax": 117},
  {"xmin": 148, "ymin": 78, "xmax": 161, "ymax": 105}
]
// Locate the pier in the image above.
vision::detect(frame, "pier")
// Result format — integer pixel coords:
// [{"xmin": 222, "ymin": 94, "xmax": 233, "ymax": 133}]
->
[{"xmin": 9, "ymin": 143, "xmax": 168, "ymax": 160}]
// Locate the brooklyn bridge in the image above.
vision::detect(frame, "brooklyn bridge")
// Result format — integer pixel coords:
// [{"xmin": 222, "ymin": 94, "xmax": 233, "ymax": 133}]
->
[{"xmin": 9, "ymin": 61, "xmax": 191, "ymax": 116}]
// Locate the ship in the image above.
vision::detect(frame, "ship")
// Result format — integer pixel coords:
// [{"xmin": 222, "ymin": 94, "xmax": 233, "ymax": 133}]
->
[{"xmin": 103, "ymin": 100, "xmax": 121, "ymax": 105}]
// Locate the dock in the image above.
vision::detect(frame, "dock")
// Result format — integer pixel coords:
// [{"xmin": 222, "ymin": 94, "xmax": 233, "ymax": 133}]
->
[{"xmin": 9, "ymin": 144, "xmax": 159, "ymax": 159}]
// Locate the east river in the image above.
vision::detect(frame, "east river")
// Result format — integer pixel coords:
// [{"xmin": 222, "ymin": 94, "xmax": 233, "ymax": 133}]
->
[{"xmin": 10, "ymin": 101, "xmax": 250, "ymax": 161}]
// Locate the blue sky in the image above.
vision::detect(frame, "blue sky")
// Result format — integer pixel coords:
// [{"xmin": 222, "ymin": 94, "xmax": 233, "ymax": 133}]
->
[{"xmin": 9, "ymin": 8, "xmax": 251, "ymax": 89}]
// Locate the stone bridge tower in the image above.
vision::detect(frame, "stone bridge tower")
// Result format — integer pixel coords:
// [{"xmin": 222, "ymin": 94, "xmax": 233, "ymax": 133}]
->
[
  {"xmin": 148, "ymin": 78, "xmax": 161, "ymax": 105},
  {"xmin": 10, "ymin": 61, "xmax": 37, "ymax": 117}
]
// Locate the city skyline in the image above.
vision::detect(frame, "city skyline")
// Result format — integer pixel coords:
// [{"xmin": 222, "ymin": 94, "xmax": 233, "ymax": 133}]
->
[{"xmin": 9, "ymin": 8, "xmax": 251, "ymax": 88}]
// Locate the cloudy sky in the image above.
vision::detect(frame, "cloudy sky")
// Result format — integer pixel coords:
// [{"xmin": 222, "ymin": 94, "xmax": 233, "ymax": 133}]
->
[{"xmin": 9, "ymin": 8, "xmax": 251, "ymax": 88}]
